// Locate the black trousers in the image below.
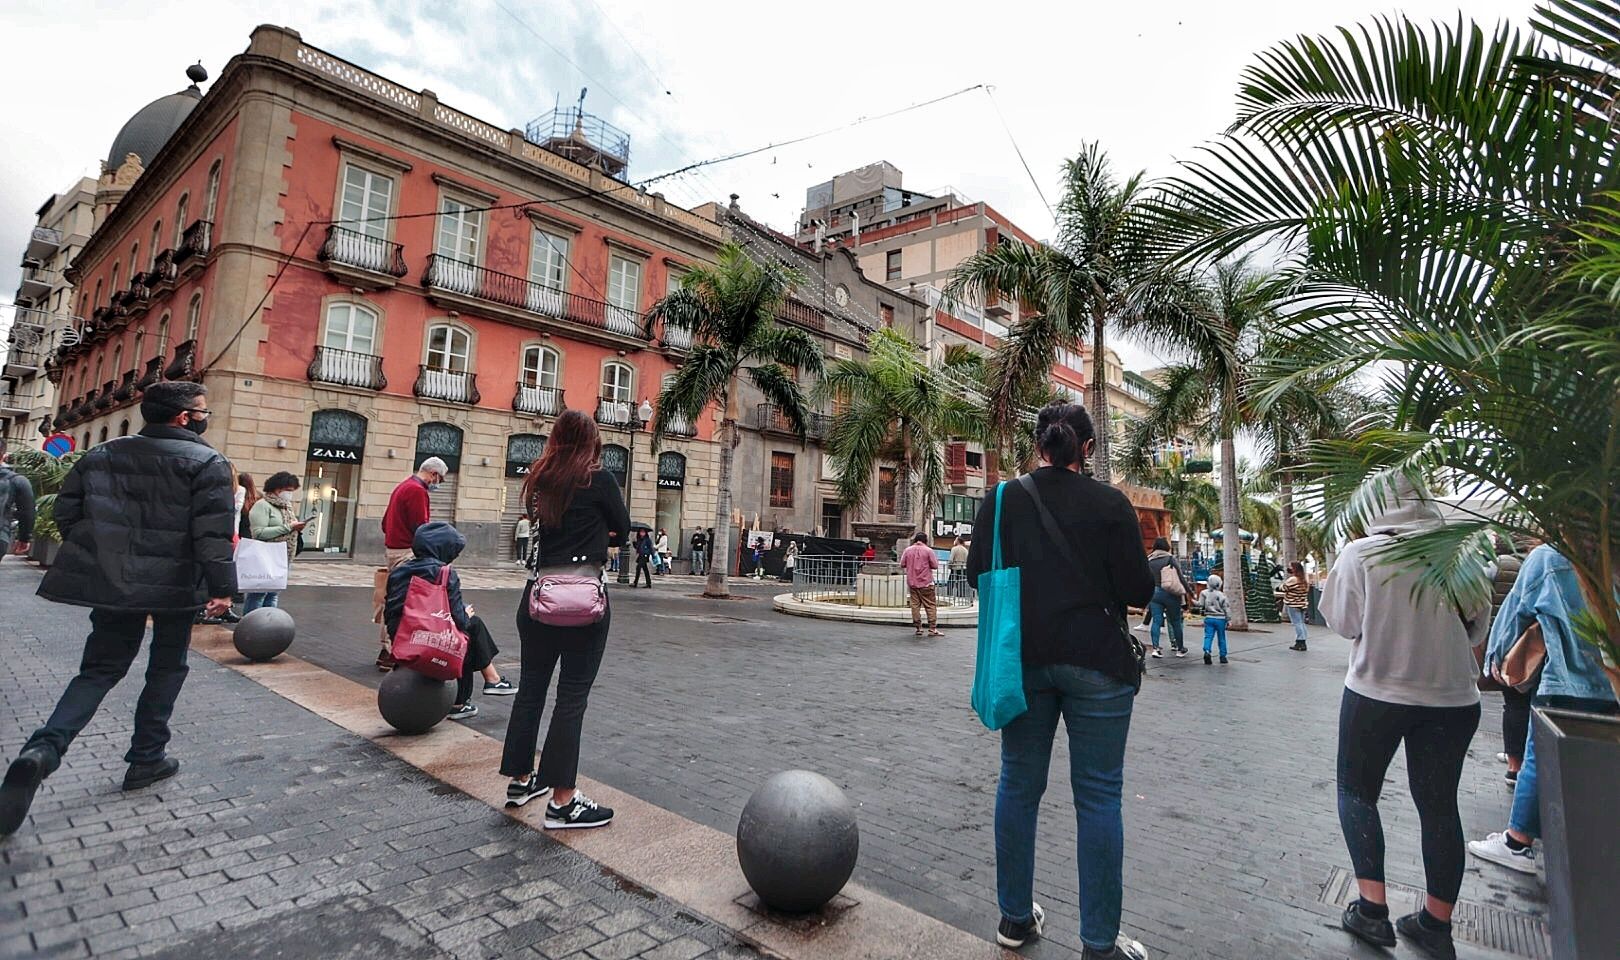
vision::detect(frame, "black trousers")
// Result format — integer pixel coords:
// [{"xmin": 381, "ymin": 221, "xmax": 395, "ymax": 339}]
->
[
  {"xmin": 633, "ymin": 556, "xmax": 652, "ymax": 587},
  {"xmin": 26, "ymin": 608, "xmax": 194, "ymax": 770},
  {"xmin": 1336, "ymin": 688, "xmax": 1480, "ymax": 903},
  {"xmin": 454, "ymin": 615, "xmax": 499, "ymax": 706},
  {"xmin": 499, "ymin": 588, "xmax": 609, "ymax": 789},
  {"xmin": 1500, "ymin": 683, "xmax": 1534, "ymax": 762}
]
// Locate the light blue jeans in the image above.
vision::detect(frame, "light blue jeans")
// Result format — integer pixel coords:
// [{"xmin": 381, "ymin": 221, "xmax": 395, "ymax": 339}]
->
[
  {"xmin": 996, "ymin": 664, "xmax": 1135, "ymax": 952},
  {"xmin": 1509, "ymin": 695, "xmax": 1618, "ymax": 838},
  {"xmin": 1287, "ymin": 606, "xmax": 1307, "ymax": 643},
  {"xmin": 244, "ymin": 592, "xmax": 280, "ymax": 612}
]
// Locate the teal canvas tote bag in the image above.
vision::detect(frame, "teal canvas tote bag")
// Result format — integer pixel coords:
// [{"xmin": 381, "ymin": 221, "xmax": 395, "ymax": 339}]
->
[{"xmin": 971, "ymin": 481, "xmax": 1027, "ymax": 729}]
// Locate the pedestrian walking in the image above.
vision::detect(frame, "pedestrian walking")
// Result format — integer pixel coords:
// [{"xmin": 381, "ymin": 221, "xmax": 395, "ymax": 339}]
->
[
  {"xmin": 655, "ymin": 528, "xmax": 671, "ymax": 575},
  {"xmin": 500, "ymin": 409, "xmax": 628, "ymax": 829},
  {"xmin": 514, "ymin": 516, "xmax": 531, "ymax": 565},
  {"xmin": 1319, "ymin": 476, "xmax": 1486, "ymax": 959},
  {"xmin": 1485, "ymin": 541, "xmax": 1531, "ymax": 788},
  {"xmin": 0, "ymin": 381, "xmax": 235, "ymax": 838},
  {"xmin": 633, "ymin": 530, "xmax": 654, "ymax": 587},
  {"xmin": 375, "ymin": 456, "xmax": 448, "ymax": 670},
  {"xmin": 0, "ymin": 437, "xmax": 37, "ymax": 560},
  {"xmin": 1199, "ymin": 573, "xmax": 1230, "ymax": 664},
  {"xmin": 966, "ymin": 401, "xmax": 1154, "ymax": 959},
  {"xmin": 1146, "ymin": 538, "xmax": 1190, "ymax": 658},
  {"xmin": 750, "ymin": 537, "xmax": 766, "ymax": 578},
  {"xmin": 690, "ymin": 528, "xmax": 708, "ymax": 576},
  {"xmin": 1284, "ymin": 561, "xmax": 1311, "ymax": 651},
  {"xmin": 901, "ymin": 532, "xmax": 943, "ymax": 637},
  {"xmin": 1467, "ymin": 544, "xmax": 1618, "ymax": 877},
  {"xmin": 385, "ymin": 521, "xmax": 515, "ymax": 721},
  {"xmin": 780, "ymin": 540, "xmax": 798, "ymax": 583},
  {"xmin": 950, "ymin": 535, "xmax": 970, "ymax": 580},
  {"xmin": 244, "ymin": 471, "xmax": 307, "ymax": 613}
]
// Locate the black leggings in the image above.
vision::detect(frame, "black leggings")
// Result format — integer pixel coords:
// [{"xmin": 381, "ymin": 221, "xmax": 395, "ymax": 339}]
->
[
  {"xmin": 1500, "ymin": 684, "xmax": 1534, "ymax": 762},
  {"xmin": 498, "ymin": 589, "xmax": 609, "ymax": 789},
  {"xmin": 454, "ymin": 616, "xmax": 499, "ymax": 706},
  {"xmin": 1336, "ymin": 688, "xmax": 1480, "ymax": 904}
]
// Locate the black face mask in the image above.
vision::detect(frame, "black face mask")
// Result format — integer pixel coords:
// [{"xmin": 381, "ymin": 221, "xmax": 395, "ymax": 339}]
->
[{"xmin": 182, "ymin": 416, "xmax": 209, "ymax": 436}]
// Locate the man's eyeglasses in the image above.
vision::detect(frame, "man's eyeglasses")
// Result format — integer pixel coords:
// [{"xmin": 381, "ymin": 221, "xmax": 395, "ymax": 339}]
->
[{"xmin": 182, "ymin": 408, "xmax": 211, "ymax": 418}]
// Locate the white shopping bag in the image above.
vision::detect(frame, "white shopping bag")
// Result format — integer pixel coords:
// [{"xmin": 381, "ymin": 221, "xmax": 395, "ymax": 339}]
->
[{"xmin": 236, "ymin": 539, "xmax": 289, "ymax": 592}]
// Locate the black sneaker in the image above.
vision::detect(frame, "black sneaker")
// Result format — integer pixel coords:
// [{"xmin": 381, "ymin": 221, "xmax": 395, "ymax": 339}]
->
[
  {"xmin": 1204, "ymin": 652, "xmax": 1213, "ymax": 664},
  {"xmin": 505, "ymin": 778, "xmax": 552, "ymax": 808},
  {"xmin": 1290, "ymin": 643, "xmax": 1308, "ymax": 652},
  {"xmin": 1396, "ymin": 912, "xmax": 1457, "ymax": 960},
  {"xmin": 220, "ymin": 610, "xmax": 242, "ymax": 624},
  {"xmin": 1219, "ymin": 656, "xmax": 1228, "ymax": 664},
  {"xmin": 122, "ymin": 757, "xmax": 179, "ymax": 791},
  {"xmin": 996, "ymin": 902, "xmax": 1045, "ymax": 948},
  {"xmin": 447, "ymin": 703, "xmax": 478, "ymax": 721},
  {"xmin": 0, "ymin": 747, "xmax": 53, "ymax": 837},
  {"xmin": 1341, "ymin": 901, "xmax": 1396, "ymax": 948},
  {"xmin": 482, "ymin": 678, "xmax": 517, "ymax": 696},
  {"xmin": 544, "ymin": 792, "xmax": 613, "ymax": 829},
  {"xmin": 1081, "ymin": 933, "xmax": 1150, "ymax": 959}
]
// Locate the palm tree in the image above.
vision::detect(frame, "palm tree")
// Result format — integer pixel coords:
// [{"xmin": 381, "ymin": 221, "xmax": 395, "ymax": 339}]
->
[
  {"xmin": 1150, "ymin": 3, "xmax": 1620, "ymax": 678},
  {"xmin": 945, "ymin": 143, "xmax": 1204, "ymax": 480},
  {"xmin": 647, "ymin": 243, "xmax": 824, "ymax": 598},
  {"xmin": 1117, "ymin": 448, "xmax": 1220, "ymax": 558},
  {"xmin": 820, "ymin": 329, "xmax": 984, "ymax": 528}
]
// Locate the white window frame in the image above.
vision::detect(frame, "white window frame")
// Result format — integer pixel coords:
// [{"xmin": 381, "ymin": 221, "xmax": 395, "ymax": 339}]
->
[
  {"xmin": 204, "ymin": 160, "xmax": 222, "ymax": 223},
  {"xmin": 322, "ymin": 302, "xmax": 379, "ymax": 354},
  {"xmin": 185, "ymin": 294, "xmax": 202, "ymax": 340},
  {"xmin": 339, "ymin": 164, "xmax": 395, "ymax": 239},
  {"xmin": 435, "ymin": 196, "xmax": 482, "ymax": 264},
  {"xmin": 174, "ymin": 195, "xmax": 189, "ymax": 245},
  {"xmin": 601, "ymin": 361, "xmax": 633, "ymax": 402},
  {"xmin": 529, "ymin": 229, "xmax": 569, "ymax": 290},
  {"xmin": 521, "ymin": 345, "xmax": 560, "ymax": 388},
  {"xmin": 607, "ymin": 255, "xmax": 641, "ymax": 311},
  {"xmin": 426, "ymin": 323, "xmax": 472, "ymax": 372}
]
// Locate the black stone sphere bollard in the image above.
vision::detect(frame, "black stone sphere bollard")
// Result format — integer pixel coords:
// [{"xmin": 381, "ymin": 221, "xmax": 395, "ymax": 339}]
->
[
  {"xmin": 736, "ymin": 770, "xmax": 860, "ymax": 913},
  {"xmin": 232, "ymin": 608, "xmax": 295, "ymax": 662},
  {"xmin": 377, "ymin": 668, "xmax": 454, "ymax": 734}
]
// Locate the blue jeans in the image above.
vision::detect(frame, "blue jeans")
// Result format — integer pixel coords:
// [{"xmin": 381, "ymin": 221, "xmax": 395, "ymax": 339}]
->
[
  {"xmin": 1287, "ymin": 606, "xmax": 1307, "ymax": 643},
  {"xmin": 1202, "ymin": 617, "xmax": 1228, "ymax": 657},
  {"xmin": 1509, "ymin": 695, "xmax": 1618, "ymax": 838},
  {"xmin": 243, "ymin": 592, "xmax": 279, "ymax": 612},
  {"xmin": 1149, "ymin": 600, "xmax": 1184, "ymax": 650},
  {"xmin": 996, "ymin": 664, "xmax": 1135, "ymax": 952},
  {"xmin": 691, "ymin": 549, "xmax": 706, "ymax": 575}
]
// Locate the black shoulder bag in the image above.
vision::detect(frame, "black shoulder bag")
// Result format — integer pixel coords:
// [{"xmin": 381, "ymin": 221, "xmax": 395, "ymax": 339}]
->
[{"xmin": 1017, "ymin": 474, "xmax": 1147, "ymax": 691}]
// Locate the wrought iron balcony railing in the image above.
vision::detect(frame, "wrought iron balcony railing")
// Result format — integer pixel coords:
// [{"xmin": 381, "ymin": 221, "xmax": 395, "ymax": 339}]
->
[
  {"xmin": 165, "ymin": 339, "xmax": 198, "ymax": 381},
  {"xmin": 753, "ymin": 403, "xmax": 830, "ymax": 439},
  {"xmin": 319, "ymin": 226, "xmax": 408, "ymax": 277},
  {"xmin": 413, "ymin": 365, "xmax": 479, "ymax": 404},
  {"xmin": 137, "ymin": 355, "xmax": 166, "ymax": 389},
  {"xmin": 96, "ymin": 381, "xmax": 117, "ymax": 409},
  {"xmin": 662, "ymin": 411, "xmax": 696, "ymax": 437},
  {"xmin": 113, "ymin": 369, "xmax": 137, "ymax": 402},
  {"xmin": 175, "ymin": 220, "xmax": 213, "ymax": 265},
  {"xmin": 423, "ymin": 255, "xmax": 650, "ymax": 340},
  {"xmin": 513, "ymin": 383, "xmax": 564, "ymax": 417},
  {"xmin": 308, "ymin": 346, "xmax": 386, "ymax": 390},
  {"xmin": 596, "ymin": 396, "xmax": 637, "ymax": 428},
  {"xmin": 148, "ymin": 250, "xmax": 178, "ymax": 288}
]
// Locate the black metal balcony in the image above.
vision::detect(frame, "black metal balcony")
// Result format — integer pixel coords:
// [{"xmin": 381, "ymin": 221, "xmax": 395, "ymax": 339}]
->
[
  {"xmin": 595, "ymin": 396, "xmax": 642, "ymax": 429},
  {"xmin": 513, "ymin": 383, "xmax": 564, "ymax": 417},
  {"xmin": 53, "ymin": 404, "xmax": 70, "ymax": 430},
  {"xmin": 148, "ymin": 250, "xmax": 178, "ymax": 289},
  {"xmin": 309, "ymin": 346, "xmax": 387, "ymax": 390},
  {"xmin": 662, "ymin": 411, "xmax": 697, "ymax": 437},
  {"xmin": 137, "ymin": 355, "xmax": 165, "ymax": 389},
  {"xmin": 318, "ymin": 226, "xmax": 408, "ymax": 278},
  {"xmin": 114, "ymin": 369, "xmax": 138, "ymax": 402},
  {"xmin": 423, "ymin": 255, "xmax": 650, "ymax": 341},
  {"xmin": 413, "ymin": 365, "xmax": 479, "ymax": 404},
  {"xmin": 754, "ymin": 403, "xmax": 830, "ymax": 439},
  {"xmin": 96, "ymin": 381, "xmax": 117, "ymax": 410},
  {"xmin": 165, "ymin": 339, "xmax": 197, "ymax": 381},
  {"xmin": 176, "ymin": 220, "xmax": 213, "ymax": 265}
]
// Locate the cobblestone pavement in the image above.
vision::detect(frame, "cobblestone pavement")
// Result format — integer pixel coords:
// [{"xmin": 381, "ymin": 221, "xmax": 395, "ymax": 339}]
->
[
  {"xmin": 260, "ymin": 575, "xmax": 1547, "ymax": 960},
  {"xmin": 0, "ymin": 560, "xmax": 761, "ymax": 960}
]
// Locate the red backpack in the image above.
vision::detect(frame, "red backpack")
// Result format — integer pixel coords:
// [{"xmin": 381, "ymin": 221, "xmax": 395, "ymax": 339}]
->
[{"xmin": 390, "ymin": 565, "xmax": 468, "ymax": 681}]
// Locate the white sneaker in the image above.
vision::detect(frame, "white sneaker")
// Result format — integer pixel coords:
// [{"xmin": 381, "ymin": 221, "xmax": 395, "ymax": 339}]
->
[
  {"xmin": 1468, "ymin": 831, "xmax": 1537, "ymax": 874},
  {"xmin": 1495, "ymin": 751, "xmax": 1510, "ymax": 764},
  {"xmin": 1084, "ymin": 933, "xmax": 1149, "ymax": 960}
]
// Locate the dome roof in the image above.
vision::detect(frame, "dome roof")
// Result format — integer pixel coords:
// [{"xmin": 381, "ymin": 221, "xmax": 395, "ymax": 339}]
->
[{"xmin": 106, "ymin": 85, "xmax": 202, "ymax": 169}]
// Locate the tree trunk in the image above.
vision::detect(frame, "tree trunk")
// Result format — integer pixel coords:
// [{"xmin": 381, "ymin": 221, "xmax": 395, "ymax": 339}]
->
[
  {"xmin": 897, "ymin": 424, "xmax": 915, "ymax": 530},
  {"xmin": 705, "ymin": 415, "xmax": 737, "ymax": 599},
  {"xmin": 1279, "ymin": 469, "xmax": 1298, "ymax": 569},
  {"xmin": 1220, "ymin": 436, "xmax": 1248, "ymax": 630},
  {"xmin": 1090, "ymin": 311, "xmax": 1111, "ymax": 482}
]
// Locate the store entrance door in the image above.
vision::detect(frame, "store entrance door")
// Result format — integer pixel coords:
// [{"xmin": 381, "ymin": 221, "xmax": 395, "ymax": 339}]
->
[{"xmin": 302, "ymin": 409, "xmax": 368, "ymax": 555}]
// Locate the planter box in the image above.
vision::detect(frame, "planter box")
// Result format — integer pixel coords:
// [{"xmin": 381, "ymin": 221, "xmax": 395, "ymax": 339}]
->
[
  {"xmin": 29, "ymin": 539, "xmax": 59, "ymax": 567},
  {"xmin": 1534, "ymin": 706, "xmax": 1620, "ymax": 960}
]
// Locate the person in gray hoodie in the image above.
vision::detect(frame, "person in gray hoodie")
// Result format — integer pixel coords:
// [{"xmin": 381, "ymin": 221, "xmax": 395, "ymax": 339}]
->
[
  {"xmin": 1319, "ymin": 475, "xmax": 1488, "ymax": 960},
  {"xmin": 1198, "ymin": 574, "xmax": 1231, "ymax": 664}
]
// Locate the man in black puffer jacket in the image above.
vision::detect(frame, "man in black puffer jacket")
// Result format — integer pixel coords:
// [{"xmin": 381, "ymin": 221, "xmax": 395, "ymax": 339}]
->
[{"xmin": 1, "ymin": 381, "xmax": 236, "ymax": 838}]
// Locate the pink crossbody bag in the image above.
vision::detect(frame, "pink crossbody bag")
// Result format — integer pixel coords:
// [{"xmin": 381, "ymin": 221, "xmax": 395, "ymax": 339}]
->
[{"xmin": 524, "ymin": 514, "xmax": 607, "ymax": 627}]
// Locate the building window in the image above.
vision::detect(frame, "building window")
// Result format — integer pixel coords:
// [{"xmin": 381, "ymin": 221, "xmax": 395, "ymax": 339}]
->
[
  {"xmin": 436, "ymin": 196, "xmax": 481, "ymax": 263},
  {"xmin": 185, "ymin": 293, "xmax": 202, "ymax": 340},
  {"xmin": 885, "ymin": 249, "xmax": 901, "ymax": 281},
  {"xmin": 157, "ymin": 314, "xmax": 170, "ymax": 352},
  {"xmin": 425, "ymin": 324, "xmax": 471, "ymax": 371},
  {"xmin": 204, "ymin": 160, "xmax": 222, "ymax": 223},
  {"xmin": 878, "ymin": 466, "xmax": 897, "ymax": 515},
  {"xmin": 940, "ymin": 494, "xmax": 980, "ymax": 522},
  {"xmin": 134, "ymin": 328, "xmax": 146, "ymax": 361},
  {"xmin": 149, "ymin": 222, "xmax": 162, "ymax": 267},
  {"xmin": 879, "ymin": 303, "xmax": 894, "ymax": 327},
  {"xmin": 965, "ymin": 450, "xmax": 983, "ymax": 470},
  {"xmin": 607, "ymin": 254, "xmax": 641, "ymax": 311},
  {"xmin": 323, "ymin": 302, "xmax": 378, "ymax": 354},
  {"xmin": 109, "ymin": 264, "xmax": 121, "ymax": 299},
  {"xmin": 770, "ymin": 452, "xmax": 795, "ymax": 508},
  {"xmin": 112, "ymin": 344, "xmax": 123, "ymax": 377},
  {"xmin": 118, "ymin": 419, "xmax": 130, "ymax": 437},
  {"xmin": 129, "ymin": 242, "xmax": 140, "ymax": 278},
  {"xmin": 339, "ymin": 164, "xmax": 393, "ymax": 238},
  {"xmin": 529, "ymin": 229, "xmax": 569, "ymax": 290},
  {"xmin": 174, "ymin": 194, "xmax": 189, "ymax": 244},
  {"xmin": 601, "ymin": 361, "xmax": 633, "ymax": 402},
  {"xmin": 521, "ymin": 345, "xmax": 560, "ymax": 388}
]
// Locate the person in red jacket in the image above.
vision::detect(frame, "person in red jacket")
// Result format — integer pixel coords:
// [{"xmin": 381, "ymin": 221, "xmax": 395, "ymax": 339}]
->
[{"xmin": 373, "ymin": 457, "xmax": 448, "ymax": 670}]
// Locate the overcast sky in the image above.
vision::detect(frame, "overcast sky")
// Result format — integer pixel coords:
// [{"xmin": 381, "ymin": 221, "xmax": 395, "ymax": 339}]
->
[{"xmin": 1, "ymin": 0, "xmax": 1530, "ymax": 368}]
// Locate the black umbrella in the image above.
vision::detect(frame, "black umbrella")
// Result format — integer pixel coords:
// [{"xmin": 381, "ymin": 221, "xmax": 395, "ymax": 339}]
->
[{"xmin": 629, "ymin": 521, "xmax": 654, "ymax": 532}]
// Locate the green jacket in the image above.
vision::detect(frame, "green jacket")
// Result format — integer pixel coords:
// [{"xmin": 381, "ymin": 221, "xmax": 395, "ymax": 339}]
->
[{"xmin": 248, "ymin": 497, "xmax": 299, "ymax": 562}]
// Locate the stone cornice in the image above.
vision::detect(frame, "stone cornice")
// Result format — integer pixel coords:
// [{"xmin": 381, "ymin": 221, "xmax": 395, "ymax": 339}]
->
[
  {"xmin": 332, "ymin": 136, "xmax": 413, "ymax": 174},
  {"xmin": 430, "ymin": 172, "xmax": 498, "ymax": 206}
]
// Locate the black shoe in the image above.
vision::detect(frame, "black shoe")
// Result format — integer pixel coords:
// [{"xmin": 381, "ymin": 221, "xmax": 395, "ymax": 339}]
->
[
  {"xmin": 505, "ymin": 778, "xmax": 552, "ymax": 808},
  {"xmin": 1341, "ymin": 901, "xmax": 1396, "ymax": 949},
  {"xmin": 1396, "ymin": 912, "xmax": 1456, "ymax": 960},
  {"xmin": 122, "ymin": 757, "xmax": 179, "ymax": 791},
  {"xmin": 1290, "ymin": 643, "xmax": 1308, "ymax": 651},
  {"xmin": 544, "ymin": 792, "xmax": 613, "ymax": 829},
  {"xmin": 482, "ymin": 678, "xmax": 517, "ymax": 696},
  {"xmin": 220, "ymin": 610, "xmax": 242, "ymax": 624},
  {"xmin": 1219, "ymin": 656, "xmax": 1228, "ymax": 664},
  {"xmin": 996, "ymin": 902, "xmax": 1045, "ymax": 949},
  {"xmin": 1204, "ymin": 652, "xmax": 1213, "ymax": 664},
  {"xmin": 0, "ymin": 747, "xmax": 53, "ymax": 837}
]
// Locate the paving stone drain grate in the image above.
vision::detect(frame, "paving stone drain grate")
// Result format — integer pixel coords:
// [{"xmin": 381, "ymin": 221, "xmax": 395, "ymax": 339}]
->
[{"xmin": 1317, "ymin": 867, "xmax": 1551, "ymax": 958}]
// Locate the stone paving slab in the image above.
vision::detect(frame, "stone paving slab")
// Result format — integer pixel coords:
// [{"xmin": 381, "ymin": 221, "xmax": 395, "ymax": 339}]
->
[{"xmin": 0, "ymin": 560, "xmax": 762, "ymax": 960}]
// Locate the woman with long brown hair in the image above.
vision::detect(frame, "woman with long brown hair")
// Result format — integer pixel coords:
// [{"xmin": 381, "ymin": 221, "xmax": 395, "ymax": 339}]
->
[{"xmin": 499, "ymin": 410, "xmax": 629, "ymax": 828}]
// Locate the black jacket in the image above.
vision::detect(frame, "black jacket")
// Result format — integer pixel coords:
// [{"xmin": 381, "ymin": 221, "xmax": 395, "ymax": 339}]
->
[
  {"xmin": 384, "ymin": 522, "xmax": 470, "ymax": 640},
  {"xmin": 525, "ymin": 470, "xmax": 631, "ymax": 569},
  {"xmin": 0, "ymin": 465, "xmax": 35, "ymax": 545},
  {"xmin": 37, "ymin": 425, "xmax": 236, "ymax": 611},
  {"xmin": 967, "ymin": 467, "xmax": 1155, "ymax": 680}
]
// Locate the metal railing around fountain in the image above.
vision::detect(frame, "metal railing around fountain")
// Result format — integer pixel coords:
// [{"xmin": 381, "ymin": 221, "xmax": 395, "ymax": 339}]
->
[{"xmin": 789, "ymin": 556, "xmax": 975, "ymax": 608}]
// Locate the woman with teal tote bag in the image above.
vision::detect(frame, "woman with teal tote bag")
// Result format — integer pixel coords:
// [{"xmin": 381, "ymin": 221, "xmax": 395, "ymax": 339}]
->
[{"xmin": 972, "ymin": 481, "xmax": 1026, "ymax": 729}]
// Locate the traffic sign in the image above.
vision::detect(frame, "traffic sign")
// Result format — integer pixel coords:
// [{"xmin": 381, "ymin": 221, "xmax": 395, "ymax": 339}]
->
[{"xmin": 43, "ymin": 433, "xmax": 75, "ymax": 458}]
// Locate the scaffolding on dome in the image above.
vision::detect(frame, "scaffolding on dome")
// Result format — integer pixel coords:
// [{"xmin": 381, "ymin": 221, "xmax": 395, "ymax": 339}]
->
[{"xmin": 526, "ymin": 91, "xmax": 631, "ymax": 181}]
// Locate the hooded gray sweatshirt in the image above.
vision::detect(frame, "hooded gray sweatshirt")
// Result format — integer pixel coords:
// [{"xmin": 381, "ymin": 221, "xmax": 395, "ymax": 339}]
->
[{"xmin": 1318, "ymin": 477, "xmax": 1486, "ymax": 708}]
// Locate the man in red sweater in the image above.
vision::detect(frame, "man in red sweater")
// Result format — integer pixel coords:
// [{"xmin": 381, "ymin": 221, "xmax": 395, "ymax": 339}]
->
[{"xmin": 373, "ymin": 457, "xmax": 448, "ymax": 669}]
